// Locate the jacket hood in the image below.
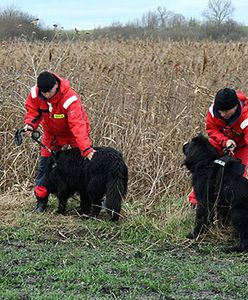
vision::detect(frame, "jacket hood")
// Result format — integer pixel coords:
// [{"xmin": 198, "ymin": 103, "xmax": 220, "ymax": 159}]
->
[{"xmin": 53, "ymin": 73, "xmax": 70, "ymax": 95}]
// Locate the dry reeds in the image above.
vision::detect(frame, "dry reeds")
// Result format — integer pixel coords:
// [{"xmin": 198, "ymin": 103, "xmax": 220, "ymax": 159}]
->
[{"xmin": 1, "ymin": 38, "xmax": 248, "ymax": 218}]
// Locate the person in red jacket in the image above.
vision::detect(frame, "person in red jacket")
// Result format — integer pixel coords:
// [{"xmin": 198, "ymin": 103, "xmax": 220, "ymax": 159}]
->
[
  {"xmin": 188, "ymin": 88, "xmax": 248, "ymax": 206},
  {"xmin": 23, "ymin": 71, "xmax": 95, "ymax": 212}
]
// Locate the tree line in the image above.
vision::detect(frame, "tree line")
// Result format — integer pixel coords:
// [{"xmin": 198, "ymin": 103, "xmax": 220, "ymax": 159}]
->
[{"xmin": 0, "ymin": 0, "xmax": 247, "ymax": 41}]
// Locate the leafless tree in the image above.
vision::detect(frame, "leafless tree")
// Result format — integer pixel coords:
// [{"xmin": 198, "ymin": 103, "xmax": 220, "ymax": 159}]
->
[
  {"xmin": 156, "ymin": 7, "xmax": 173, "ymax": 27},
  {"xmin": 0, "ymin": 6, "xmax": 55, "ymax": 40},
  {"xmin": 202, "ymin": 0, "xmax": 235, "ymax": 25},
  {"xmin": 141, "ymin": 11, "xmax": 159, "ymax": 29},
  {"xmin": 168, "ymin": 13, "xmax": 186, "ymax": 28}
]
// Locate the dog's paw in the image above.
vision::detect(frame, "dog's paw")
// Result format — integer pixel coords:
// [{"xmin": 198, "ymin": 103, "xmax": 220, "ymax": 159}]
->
[
  {"xmin": 56, "ymin": 209, "xmax": 66, "ymax": 215},
  {"xmin": 224, "ymin": 245, "xmax": 248, "ymax": 253},
  {"xmin": 110, "ymin": 215, "xmax": 120, "ymax": 222},
  {"xmin": 186, "ymin": 232, "xmax": 195, "ymax": 239},
  {"xmin": 224, "ymin": 246, "xmax": 240, "ymax": 253},
  {"xmin": 78, "ymin": 209, "xmax": 90, "ymax": 216},
  {"xmin": 88, "ymin": 212, "xmax": 98, "ymax": 219}
]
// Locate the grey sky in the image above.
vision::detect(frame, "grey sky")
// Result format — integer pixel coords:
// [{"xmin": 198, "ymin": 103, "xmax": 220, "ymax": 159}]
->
[{"xmin": 0, "ymin": 0, "xmax": 247, "ymax": 29}]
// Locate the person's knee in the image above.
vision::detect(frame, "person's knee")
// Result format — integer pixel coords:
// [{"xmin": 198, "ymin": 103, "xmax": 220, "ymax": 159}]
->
[
  {"xmin": 34, "ymin": 185, "xmax": 49, "ymax": 198},
  {"xmin": 36, "ymin": 156, "xmax": 49, "ymax": 183}
]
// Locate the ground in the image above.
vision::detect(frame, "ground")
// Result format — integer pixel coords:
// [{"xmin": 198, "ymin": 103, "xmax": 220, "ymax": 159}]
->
[{"xmin": 1, "ymin": 193, "xmax": 248, "ymax": 299}]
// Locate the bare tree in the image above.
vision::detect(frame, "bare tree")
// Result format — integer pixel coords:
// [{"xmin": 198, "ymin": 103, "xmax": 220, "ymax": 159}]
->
[
  {"xmin": 0, "ymin": 6, "xmax": 38, "ymax": 39},
  {"xmin": 202, "ymin": 0, "xmax": 235, "ymax": 25},
  {"xmin": 90, "ymin": 2, "xmax": 246, "ymax": 41},
  {"xmin": 0, "ymin": 6, "xmax": 55, "ymax": 40},
  {"xmin": 156, "ymin": 7, "xmax": 173, "ymax": 27},
  {"xmin": 141, "ymin": 11, "xmax": 159, "ymax": 29},
  {"xmin": 168, "ymin": 13, "xmax": 186, "ymax": 28}
]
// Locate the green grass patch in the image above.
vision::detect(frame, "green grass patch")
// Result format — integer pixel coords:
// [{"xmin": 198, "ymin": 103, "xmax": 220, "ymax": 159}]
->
[{"xmin": 1, "ymin": 194, "xmax": 248, "ymax": 299}]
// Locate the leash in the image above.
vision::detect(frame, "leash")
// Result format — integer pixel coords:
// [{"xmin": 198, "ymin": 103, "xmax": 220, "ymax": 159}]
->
[
  {"xmin": 212, "ymin": 161, "xmax": 225, "ymax": 203},
  {"xmin": 213, "ymin": 144, "xmax": 241, "ymax": 201},
  {"xmin": 14, "ymin": 128, "xmax": 55, "ymax": 156},
  {"xmin": 204, "ymin": 158, "xmax": 227, "ymax": 224},
  {"xmin": 208, "ymin": 150, "xmax": 242, "ymax": 217},
  {"xmin": 206, "ymin": 146, "xmax": 230, "ymax": 199}
]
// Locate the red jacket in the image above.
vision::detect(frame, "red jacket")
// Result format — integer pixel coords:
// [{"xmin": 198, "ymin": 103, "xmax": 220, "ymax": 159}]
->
[
  {"xmin": 206, "ymin": 91, "xmax": 248, "ymax": 154},
  {"xmin": 24, "ymin": 74, "xmax": 92, "ymax": 157}
]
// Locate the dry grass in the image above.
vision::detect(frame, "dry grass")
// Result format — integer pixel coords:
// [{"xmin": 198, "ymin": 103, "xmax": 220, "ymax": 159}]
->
[{"xmin": 1, "ymin": 38, "xmax": 248, "ymax": 221}]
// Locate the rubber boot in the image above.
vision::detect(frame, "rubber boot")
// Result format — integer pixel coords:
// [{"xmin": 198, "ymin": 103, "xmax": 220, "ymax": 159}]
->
[{"xmin": 35, "ymin": 196, "xmax": 48, "ymax": 213}]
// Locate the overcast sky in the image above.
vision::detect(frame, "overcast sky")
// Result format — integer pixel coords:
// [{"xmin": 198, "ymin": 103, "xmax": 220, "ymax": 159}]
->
[{"xmin": 0, "ymin": 0, "xmax": 247, "ymax": 30}]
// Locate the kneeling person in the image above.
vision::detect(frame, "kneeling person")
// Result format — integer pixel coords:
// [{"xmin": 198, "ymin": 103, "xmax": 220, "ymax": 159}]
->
[
  {"xmin": 188, "ymin": 88, "xmax": 248, "ymax": 205},
  {"xmin": 23, "ymin": 71, "xmax": 94, "ymax": 212}
]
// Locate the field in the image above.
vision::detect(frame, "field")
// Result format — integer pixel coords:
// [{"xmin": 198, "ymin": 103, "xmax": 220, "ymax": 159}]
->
[{"xmin": 1, "ymin": 38, "xmax": 248, "ymax": 299}]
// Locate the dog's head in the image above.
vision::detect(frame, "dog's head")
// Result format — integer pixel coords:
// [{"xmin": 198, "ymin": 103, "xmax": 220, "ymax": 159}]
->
[
  {"xmin": 182, "ymin": 133, "xmax": 219, "ymax": 172},
  {"xmin": 44, "ymin": 148, "xmax": 84, "ymax": 193}
]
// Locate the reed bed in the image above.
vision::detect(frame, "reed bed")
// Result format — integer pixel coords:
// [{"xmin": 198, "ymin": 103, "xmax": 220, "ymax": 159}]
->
[{"xmin": 1, "ymin": 38, "xmax": 248, "ymax": 217}]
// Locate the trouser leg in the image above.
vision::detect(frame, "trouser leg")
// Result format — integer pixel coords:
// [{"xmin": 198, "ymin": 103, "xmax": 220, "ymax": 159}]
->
[{"xmin": 34, "ymin": 156, "xmax": 49, "ymax": 212}]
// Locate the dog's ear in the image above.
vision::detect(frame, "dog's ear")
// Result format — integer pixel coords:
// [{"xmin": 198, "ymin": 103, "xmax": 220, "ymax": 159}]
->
[
  {"xmin": 192, "ymin": 133, "xmax": 206, "ymax": 145},
  {"xmin": 191, "ymin": 136, "xmax": 199, "ymax": 144}
]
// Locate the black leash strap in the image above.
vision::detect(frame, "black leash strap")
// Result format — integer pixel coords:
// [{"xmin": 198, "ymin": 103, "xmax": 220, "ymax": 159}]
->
[
  {"xmin": 14, "ymin": 128, "xmax": 55, "ymax": 156},
  {"xmin": 15, "ymin": 128, "xmax": 41, "ymax": 146},
  {"xmin": 14, "ymin": 128, "xmax": 26, "ymax": 146}
]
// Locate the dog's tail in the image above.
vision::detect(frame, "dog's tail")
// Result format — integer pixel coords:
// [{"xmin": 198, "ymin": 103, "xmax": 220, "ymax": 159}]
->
[{"xmin": 105, "ymin": 159, "xmax": 128, "ymax": 221}]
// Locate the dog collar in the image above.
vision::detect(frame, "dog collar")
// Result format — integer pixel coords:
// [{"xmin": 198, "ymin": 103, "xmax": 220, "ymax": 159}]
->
[{"xmin": 214, "ymin": 159, "xmax": 226, "ymax": 167}]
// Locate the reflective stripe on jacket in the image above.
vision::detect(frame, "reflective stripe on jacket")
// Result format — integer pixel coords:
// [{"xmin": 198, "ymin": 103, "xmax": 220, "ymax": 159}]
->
[{"xmin": 24, "ymin": 74, "xmax": 92, "ymax": 156}]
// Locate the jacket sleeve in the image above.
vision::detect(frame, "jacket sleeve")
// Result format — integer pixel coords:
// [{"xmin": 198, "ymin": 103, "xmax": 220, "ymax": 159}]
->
[
  {"xmin": 239, "ymin": 110, "xmax": 248, "ymax": 146},
  {"xmin": 64, "ymin": 95, "xmax": 93, "ymax": 157},
  {"xmin": 206, "ymin": 110, "xmax": 229, "ymax": 148},
  {"xmin": 24, "ymin": 93, "xmax": 42, "ymax": 130},
  {"xmin": 243, "ymin": 127, "xmax": 248, "ymax": 146}
]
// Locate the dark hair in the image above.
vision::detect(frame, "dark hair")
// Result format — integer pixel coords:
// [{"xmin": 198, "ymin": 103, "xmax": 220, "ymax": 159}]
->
[
  {"xmin": 214, "ymin": 88, "xmax": 239, "ymax": 111},
  {"xmin": 37, "ymin": 71, "xmax": 56, "ymax": 93}
]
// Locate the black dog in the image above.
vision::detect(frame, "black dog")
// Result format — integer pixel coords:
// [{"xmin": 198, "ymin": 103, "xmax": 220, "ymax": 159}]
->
[
  {"xmin": 44, "ymin": 147, "xmax": 128, "ymax": 221},
  {"xmin": 183, "ymin": 134, "xmax": 248, "ymax": 252}
]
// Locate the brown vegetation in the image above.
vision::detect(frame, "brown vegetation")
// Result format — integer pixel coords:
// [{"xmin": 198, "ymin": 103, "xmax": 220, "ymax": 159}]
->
[{"xmin": 1, "ymin": 38, "xmax": 248, "ymax": 214}]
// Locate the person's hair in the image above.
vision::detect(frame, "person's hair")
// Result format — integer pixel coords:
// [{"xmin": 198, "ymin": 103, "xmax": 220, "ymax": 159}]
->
[
  {"xmin": 214, "ymin": 88, "xmax": 239, "ymax": 111},
  {"xmin": 37, "ymin": 71, "xmax": 56, "ymax": 93}
]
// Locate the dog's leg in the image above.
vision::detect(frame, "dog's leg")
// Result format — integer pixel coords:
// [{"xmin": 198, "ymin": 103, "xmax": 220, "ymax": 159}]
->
[
  {"xmin": 79, "ymin": 189, "xmax": 91, "ymax": 215},
  {"xmin": 57, "ymin": 198, "xmax": 67, "ymax": 214},
  {"xmin": 104, "ymin": 178, "xmax": 124, "ymax": 222},
  {"xmin": 87, "ymin": 178, "xmax": 104, "ymax": 218},
  {"xmin": 187, "ymin": 203, "xmax": 211, "ymax": 239},
  {"xmin": 56, "ymin": 190, "xmax": 70, "ymax": 215},
  {"xmin": 230, "ymin": 207, "xmax": 248, "ymax": 252},
  {"xmin": 217, "ymin": 205, "xmax": 231, "ymax": 226},
  {"xmin": 88, "ymin": 195, "xmax": 102, "ymax": 218}
]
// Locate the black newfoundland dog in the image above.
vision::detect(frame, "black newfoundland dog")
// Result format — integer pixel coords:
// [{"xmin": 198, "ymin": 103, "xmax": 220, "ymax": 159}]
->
[
  {"xmin": 183, "ymin": 134, "xmax": 248, "ymax": 252},
  {"xmin": 44, "ymin": 147, "xmax": 128, "ymax": 221}
]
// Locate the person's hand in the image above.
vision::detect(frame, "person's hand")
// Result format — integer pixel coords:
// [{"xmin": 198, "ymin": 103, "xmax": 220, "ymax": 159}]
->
[
  {"xmin": 23, "ymin": 124, "xmax": 33, "ymax": 137},
  {"xmin": 226, "ymin": 139, "xmax": 236, "ymax": 155},
  {"xmin": 86, "ymin": 150, "xmax": 95, "ymax": 160}
]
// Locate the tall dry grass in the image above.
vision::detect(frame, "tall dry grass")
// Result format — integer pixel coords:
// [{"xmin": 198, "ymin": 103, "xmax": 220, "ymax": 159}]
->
[{"xmin": 1, "ymin": 38, "xmax": 248, "ymax": 215}]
